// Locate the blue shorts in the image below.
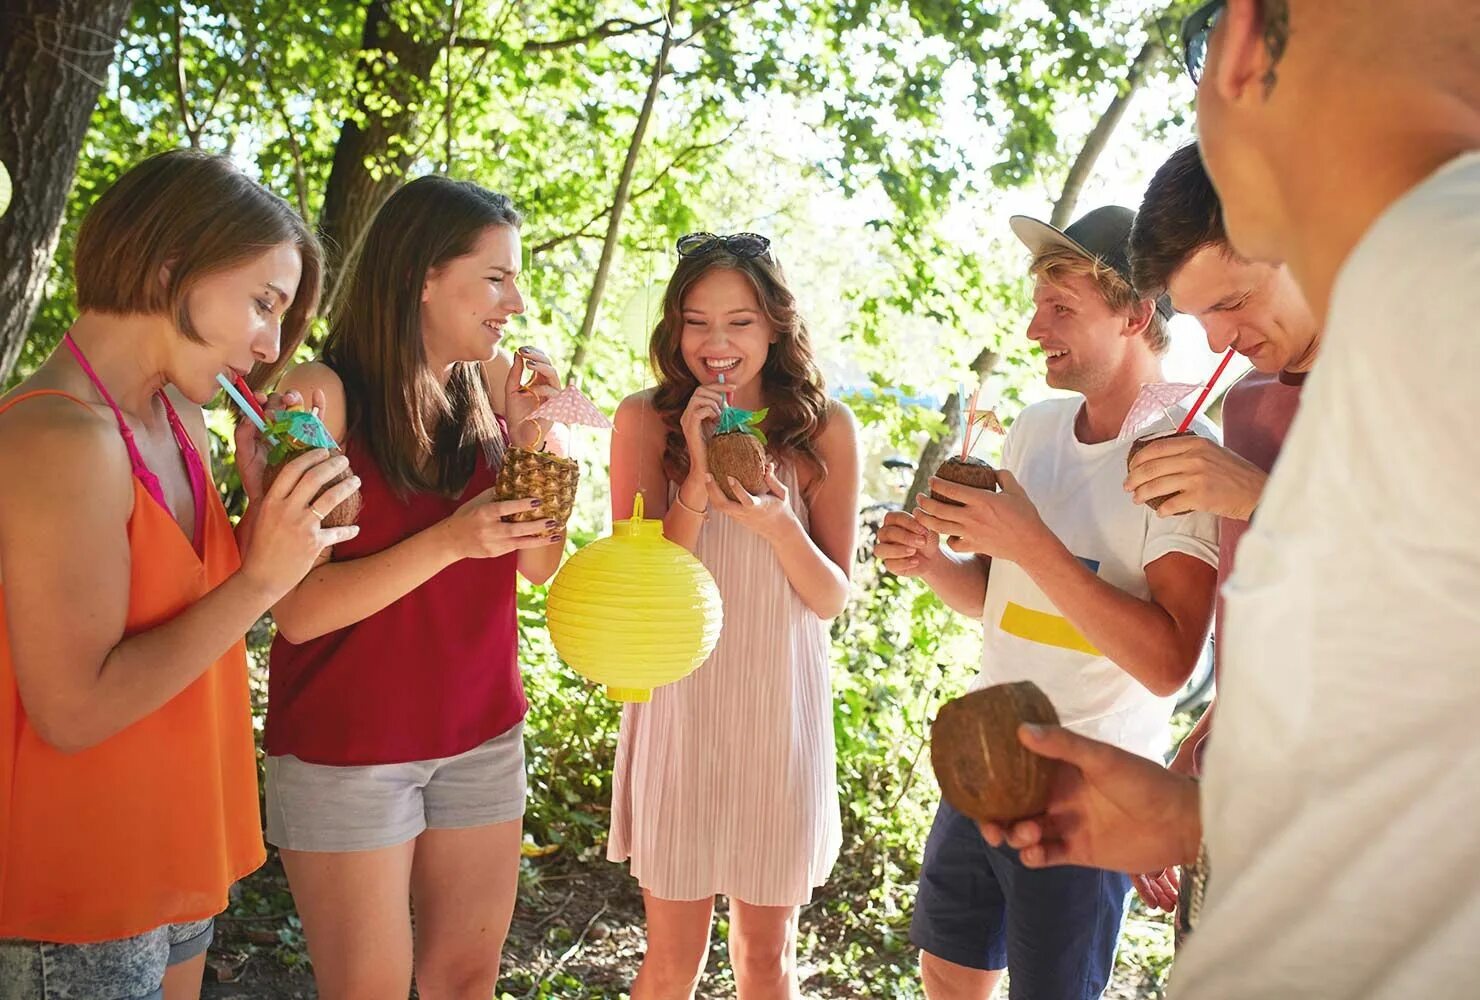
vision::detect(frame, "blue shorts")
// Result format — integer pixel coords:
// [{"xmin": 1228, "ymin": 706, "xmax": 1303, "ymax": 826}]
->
[
  {"xmin": 0, "ymin": 918, "xmax": 213, "ymax": 1000},
  {"xmin": 910, "ymin": 800, "xmax": 1131, "ymax": 999}
]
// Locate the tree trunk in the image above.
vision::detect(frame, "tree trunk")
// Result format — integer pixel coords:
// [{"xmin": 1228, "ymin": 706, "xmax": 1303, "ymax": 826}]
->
[
  {"xmin": 565, "ymin": 0, "xmax": 681, "ymax": 380},
  {"xmin": 904, "ymin": 348, "xmax": 1000, "ymax": 508},
  {"xmin": 1050, "ymin": 33, "xmax": 1164, "ymax": 229},
  {"xmin": 0, "ymin": 0, "xmax": 132, "ymax": 383},
  {"xmin": 317, "ymin": 0, "xmax": 443, "ymax": 289}
]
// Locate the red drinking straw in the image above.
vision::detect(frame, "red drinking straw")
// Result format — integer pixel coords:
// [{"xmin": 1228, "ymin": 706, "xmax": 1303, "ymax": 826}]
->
[
  {"xmin": 233, "ymin": 374, "xmax": 268, "ymax": 422},
  {"xmin": 1176, "ymin": 348, "xmax": 1237, "ymax": 434}
]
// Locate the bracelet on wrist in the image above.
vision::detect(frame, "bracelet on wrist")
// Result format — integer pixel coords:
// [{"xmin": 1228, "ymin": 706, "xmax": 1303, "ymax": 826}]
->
[{"xmin": 674, "ymin": 492, "xmax": 708, "ymax": 517}]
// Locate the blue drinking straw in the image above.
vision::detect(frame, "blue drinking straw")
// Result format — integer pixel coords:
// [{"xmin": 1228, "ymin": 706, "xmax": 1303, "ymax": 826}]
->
[{"xmin": 216, "ymin": 373, "xmax": 275, "ymax": 442}]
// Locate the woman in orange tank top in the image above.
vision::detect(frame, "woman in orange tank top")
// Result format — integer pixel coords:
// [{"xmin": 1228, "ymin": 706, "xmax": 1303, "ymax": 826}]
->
[{"xmin": 0, "ymin": 151, "xmax": 357, "ymax": 1000}]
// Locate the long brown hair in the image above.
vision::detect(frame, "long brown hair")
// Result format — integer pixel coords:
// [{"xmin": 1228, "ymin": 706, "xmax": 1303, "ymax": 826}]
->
[
  {"xmin": 322, "ymin": 176, "xmax": 521, "ymax": 498},
  {"xmin": 75, "ymin": 149, "xmax": 322, "ymax": 372},
  {"xmin": 651, "ymin": 251, "xmax": 829, "ymax": 485}
]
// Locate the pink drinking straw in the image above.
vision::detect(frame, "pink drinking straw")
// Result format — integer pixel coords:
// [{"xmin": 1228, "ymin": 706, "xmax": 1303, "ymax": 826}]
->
[{"xmin": 1176, "ymin": 348, "xmax": 1237, "ymax": 434}]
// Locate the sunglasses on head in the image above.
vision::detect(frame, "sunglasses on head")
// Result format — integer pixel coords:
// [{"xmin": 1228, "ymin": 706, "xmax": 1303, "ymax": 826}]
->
[
  {"xmin": 675, "ymin": 231, "xmax": 772, "ymax": 260},
  {"xmin": 1181, "ymin": 0, "xmax": 1226, "ymax": 84}
]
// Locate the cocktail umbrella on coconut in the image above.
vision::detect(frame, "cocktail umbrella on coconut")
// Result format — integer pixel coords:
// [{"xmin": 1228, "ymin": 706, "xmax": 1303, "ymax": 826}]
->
[
  {"xmin": 929, "ymin": 384, "xmax": 1006, "ymax": 540},
  {"xmin": 494, "ymin": 384, "xmax": 612, "ymax": 528}
]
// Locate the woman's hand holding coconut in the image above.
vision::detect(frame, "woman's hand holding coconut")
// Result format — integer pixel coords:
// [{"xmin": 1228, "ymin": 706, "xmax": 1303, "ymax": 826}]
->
[
  {"xmin": 704, "ymin": 463, "xmax": 794, "ymax": 540},
  {"xmin": 237, "ymin": 445, "xmax": 363, "ymax": 603},
  {"xmin": 914, "ymin": 471, "xmax": 1057, "ymax": 566},
  {"xmin": 679, "ymin": 380, "xmax": 737, "ymax": 488},
  {"xmin": 234, "ymin": 388, "xmax": 320, "ymax": 503},
  {"xmin": 233, "ymin": 386, "xmax": 363, "ymax": 602}
]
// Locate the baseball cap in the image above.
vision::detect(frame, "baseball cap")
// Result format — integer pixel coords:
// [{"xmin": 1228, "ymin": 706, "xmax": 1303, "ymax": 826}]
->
[{"xmin": 1011, "ymin": 205, "xmax": 1174, "ymax": 319}]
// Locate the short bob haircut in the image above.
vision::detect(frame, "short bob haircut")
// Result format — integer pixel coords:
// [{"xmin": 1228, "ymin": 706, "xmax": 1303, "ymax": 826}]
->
[{"xmin": 73, "ymin": 149, "xmax": 322, "ymax": 385}]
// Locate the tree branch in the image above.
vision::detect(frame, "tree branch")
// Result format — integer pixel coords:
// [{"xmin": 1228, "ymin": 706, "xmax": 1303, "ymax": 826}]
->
[
  {"xmin": 452, "ymin": 16, "xmax": 663, "ymax": 55},
  {"xmin": 443, "ymin": 0, "xmax": 463, "ymax": 170},
  {"xmin": 676, "ymin": 0, "xmax": 765, "ymax": 48},
  {"xmin": 566, "ymin": 0, "xmax": 682, "ymax": 378},
  {"xmin": 1050, "ymin": 31, "xmax": 1164, "ymax": 228},
  {"xmin": 171, "ymin": 6, "xmax": 199, "ymax": 146},
  {"xmin": 256, "ymin": 56, "xmax": 311, "ymax": 220}
]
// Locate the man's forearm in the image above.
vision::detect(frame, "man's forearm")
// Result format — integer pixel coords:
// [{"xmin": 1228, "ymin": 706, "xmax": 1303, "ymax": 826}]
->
[
  {"xmin": 921, "ymin": 551, "xmax": 990, "ymax": 618},
  {"xmin": 1024, "ymin": 543, "xmax": 1195, "ymax": 696}
]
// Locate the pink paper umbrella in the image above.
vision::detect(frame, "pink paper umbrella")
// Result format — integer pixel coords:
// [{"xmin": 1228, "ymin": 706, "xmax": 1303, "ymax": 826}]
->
[
  {"xmin": 1118, "ymin": 382, "xmax": 1202, "ymax": 441},
  {"xmin": 527, "ymin": 386, "xmax": 614, "ymax": 430}
]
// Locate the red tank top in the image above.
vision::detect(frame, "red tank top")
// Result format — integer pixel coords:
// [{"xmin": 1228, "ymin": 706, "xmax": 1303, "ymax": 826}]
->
[{"xmin": 266, "ymin": 431, "xmax": 525, "ymax": 765}]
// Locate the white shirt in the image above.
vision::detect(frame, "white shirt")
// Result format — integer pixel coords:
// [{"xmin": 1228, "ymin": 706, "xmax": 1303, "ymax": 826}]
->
[
  {"xmin": 1173, "ymin": 152, "xmax": 1480, "ymax": 998},
  {"xmin": 975, "ymin": 398, "xmax": 1220, "ymax": 760}
]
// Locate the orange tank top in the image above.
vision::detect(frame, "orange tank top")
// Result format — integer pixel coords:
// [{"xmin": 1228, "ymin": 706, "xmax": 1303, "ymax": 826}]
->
[{"xmin": 0, "ymin": 390, "xmax": 265, "ymax": 943}]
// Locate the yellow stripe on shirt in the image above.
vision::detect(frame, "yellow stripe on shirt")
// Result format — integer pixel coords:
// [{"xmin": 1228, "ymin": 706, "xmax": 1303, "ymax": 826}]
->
[{"xmin": 999, "ymin": 602, "xmax": 1101, "ymax": 655}]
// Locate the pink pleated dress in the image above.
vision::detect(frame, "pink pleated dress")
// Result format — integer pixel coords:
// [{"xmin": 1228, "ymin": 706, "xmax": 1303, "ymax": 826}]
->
[{"xmin": 607, "ymin": 466, "xmax": 841, "ymax": 907}]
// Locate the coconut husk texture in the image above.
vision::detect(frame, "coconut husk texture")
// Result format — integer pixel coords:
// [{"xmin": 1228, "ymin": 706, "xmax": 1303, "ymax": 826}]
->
[
  {"xmin": 930, "ymin": 681, "xmax": 1061, "ymax": 825},
  {"xmin": 495, "ymin": 447, "xmax": 579, "ymax": 526},
  {"xmin": 262, "ymin": 446, "xmax": 363, "ymax": 528},
  {"xmin": 708, "ymin": 431, "xmax": 767, "ymax": 501},
  {"xmin": 930, "ymin": 455, "xmax": 999, "ymax": 505},
  {"xmin": 1127, "ymin": 430, "xmax": 1197, "ymax": 512},
  {"xmin": 260, "ymin": 408, "xmax": 362, "ymax": 528}
]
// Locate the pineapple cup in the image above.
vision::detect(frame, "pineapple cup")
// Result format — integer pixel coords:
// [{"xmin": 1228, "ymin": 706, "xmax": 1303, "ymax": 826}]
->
[{"xmin": 494, "ymin": 447, "xmax": 579, "ymax": 526}]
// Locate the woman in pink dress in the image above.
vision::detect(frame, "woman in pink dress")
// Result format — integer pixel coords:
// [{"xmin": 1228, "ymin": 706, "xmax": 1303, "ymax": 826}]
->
[{"xmin": 607, "ymin": 232, "xmax": 861, "ymax": 999}]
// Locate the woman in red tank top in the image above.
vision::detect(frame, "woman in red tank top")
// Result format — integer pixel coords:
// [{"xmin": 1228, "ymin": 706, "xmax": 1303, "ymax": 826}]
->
[
  {"xmin": 0, "ymin": 152, "xmax": 354, "ymax": 999},
  {"xmin": 263, "ymin": 177, "xmax": 566, "ymax": 999}
]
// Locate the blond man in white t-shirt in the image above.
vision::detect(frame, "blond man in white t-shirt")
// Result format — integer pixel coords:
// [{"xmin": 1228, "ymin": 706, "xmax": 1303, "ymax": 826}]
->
[
  {"xmin": 978, "ymin": 2, "xmax": 1480, "ymax": 998},
  {"xmin": 877, "ymin": 205, "xmax": 1220, "ymax": 1000}
]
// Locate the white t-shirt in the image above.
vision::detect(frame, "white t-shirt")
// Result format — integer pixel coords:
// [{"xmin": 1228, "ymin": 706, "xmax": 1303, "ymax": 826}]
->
[
  {"xmin": 974, "ymin": 398, "xmax": 1221, "ymax": 760},
  {"xmin": 1172, "ymin": 153, "xmax": 1480, "ymax": 998}
]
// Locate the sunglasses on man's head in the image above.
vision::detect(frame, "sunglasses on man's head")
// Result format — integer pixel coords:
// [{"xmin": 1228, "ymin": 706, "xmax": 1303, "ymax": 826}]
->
[
  {"xmin": 675, "ymin": 231, "xmax": 772, "ymax": 260},
  {"xmin": 1181, "ymin": 0, "xmax": 1226, "ymax": 84}
]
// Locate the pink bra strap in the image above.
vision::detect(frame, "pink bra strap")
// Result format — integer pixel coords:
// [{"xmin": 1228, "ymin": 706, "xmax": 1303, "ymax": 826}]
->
[{"xmin": 63, "ymin": 333, "xmax": 208, "ymax": 553}]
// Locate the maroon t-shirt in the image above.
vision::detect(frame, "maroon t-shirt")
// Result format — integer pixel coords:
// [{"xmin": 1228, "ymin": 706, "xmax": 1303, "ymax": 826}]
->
[
  {"xmin": 266, "ymin": 431, "xmax": 526, "ymax": 766},
  {"xmin": 1193, "ymin": 368, "xmax": 1306, "ymax": 770}
]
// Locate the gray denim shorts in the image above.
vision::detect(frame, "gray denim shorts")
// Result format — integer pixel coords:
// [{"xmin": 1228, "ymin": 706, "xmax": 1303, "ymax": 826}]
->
[
  {"xmin": 0, "ymin": 917, "xmax": 213, "ymax": 1000},
  {"xmin": 265, "ymin": 723, "xmax": 527, "ymax": 853}
]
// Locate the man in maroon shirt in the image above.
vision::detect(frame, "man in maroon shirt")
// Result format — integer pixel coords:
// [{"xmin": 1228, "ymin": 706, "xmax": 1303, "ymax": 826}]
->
[{"xmin": 1119, "ymin": 141, "xmax": 1322, "ymax": 921}]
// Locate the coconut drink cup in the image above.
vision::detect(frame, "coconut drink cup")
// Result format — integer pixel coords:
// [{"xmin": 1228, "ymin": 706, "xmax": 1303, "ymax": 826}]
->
[
  {"xmin": 930, "ymin": 454, "xmax": 999, "ymax": 504},
  {"xmin": 708, "ymin": 404, "xmax": 768, "ymax": 501},
  {"xmin": 261, "ymin": 405, "xmax": 363, "ymax": 528},
  {"xmin": 1126, "ymin": 430, "xmax": 1197, "ymax": 512},
  {"xmin": 930, "ymin": 681, "xmax": 1061, "ymax": 824}
]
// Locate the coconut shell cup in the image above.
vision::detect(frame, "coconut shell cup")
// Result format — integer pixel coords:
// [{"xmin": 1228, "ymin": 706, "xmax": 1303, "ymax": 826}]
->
[
  {"xmin": 931, "ymin": 681, "xmax": 1061, "ymax": 825},
  {"xmin": 1127, "ymin": 430, "xmax": 1197, "ymax": 512},
  {"xmin": 708, "ymin": 432, "xmax": 767, "ymax": 501},
  {"xmin": 930, "ymin": 455, "xmax": 999, "ymax": 505},
  {"xmin": 262, "ymin": 446, "xmax": 364, "ymax": 528}
]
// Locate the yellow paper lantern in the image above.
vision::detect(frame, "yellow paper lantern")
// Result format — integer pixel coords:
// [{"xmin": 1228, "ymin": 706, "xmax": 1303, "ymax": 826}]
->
[{"xmin": 546, "ymin": 493, "xmax": 722, "ymax": 702}]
